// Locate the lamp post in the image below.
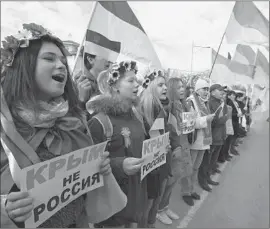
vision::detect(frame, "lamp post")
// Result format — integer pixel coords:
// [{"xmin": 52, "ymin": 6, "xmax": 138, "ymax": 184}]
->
[{"xmin": 190, "ymin": 42, "xmax": 211, "ymax": 72}]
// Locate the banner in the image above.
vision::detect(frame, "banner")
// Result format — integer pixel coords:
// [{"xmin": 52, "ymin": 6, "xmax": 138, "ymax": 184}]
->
[
  {"xmin": 140, "ymin": 132, "xmax": 170, "ymax": 181},
  {"xmin": 83, "ymin": 1, "xmax": 162, "ymax": 68},
  {"xmin": 20, "ymin": 142, "xmax": 107, "ymax": 228},
  {"xmin": 182, "ymin": 112, "xmax": 196, "ymax": 134}
]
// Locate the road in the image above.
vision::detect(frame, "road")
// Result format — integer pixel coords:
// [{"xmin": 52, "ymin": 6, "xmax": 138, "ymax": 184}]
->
[{"xmin": 156, "ymin": 110, "xmax": 269, "ymax": 228}]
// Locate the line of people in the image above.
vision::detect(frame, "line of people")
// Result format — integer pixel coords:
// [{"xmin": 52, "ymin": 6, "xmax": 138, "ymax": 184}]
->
[{"xmin": 0, "ymin": 24, "xmax": 251, "ymax": 228}]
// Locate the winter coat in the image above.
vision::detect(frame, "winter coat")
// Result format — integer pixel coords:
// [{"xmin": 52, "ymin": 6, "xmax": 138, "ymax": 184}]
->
[
  {"xmin": 209, "ymin": 96, "xmax": 229, "ymax": 146},
  {"xmin": 1, "ymin": 114, "xmax": 93, "ymax": 228},
  {"xmin": 143, "ymin": 98, "xmax": 172, "ymax": 199},
  {"xmin": 227, "ymin": 99, "xmax": 240, "ymax": 136},
  {"xmin": 226, "ymin": 105, "xmax": 234, "ymax": 136},
  {"xmin": 87, "ymin": 95, "xmax": 147, "ymax": 226},
  {"xmin": 186, "ymin": 94, "xmax": 212, "ymax": 150},
  {"xmin": 169, "ymin": 100, "xmax": 193, "ymax": 179}
]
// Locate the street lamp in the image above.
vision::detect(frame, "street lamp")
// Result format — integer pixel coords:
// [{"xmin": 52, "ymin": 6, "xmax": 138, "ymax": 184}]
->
[{"xmin": 191, "ymin": 41, "xmax": 211, "ymax": 72}]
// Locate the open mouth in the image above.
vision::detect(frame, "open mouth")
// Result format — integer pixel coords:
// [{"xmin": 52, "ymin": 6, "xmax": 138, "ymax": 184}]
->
[{"xmin": 52, "ymin": 74, "xmax": 65, "ymax": 83}]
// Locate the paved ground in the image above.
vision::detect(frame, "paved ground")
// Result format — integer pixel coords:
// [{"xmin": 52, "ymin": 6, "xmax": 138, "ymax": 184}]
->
[{"xmin": 156, "ymin": 110, "xmax": 269, "ymax": 228}]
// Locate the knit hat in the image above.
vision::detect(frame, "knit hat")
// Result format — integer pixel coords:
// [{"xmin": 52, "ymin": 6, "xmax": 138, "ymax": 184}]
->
[
  {"xmin": 195, "ymin": 78, "xmax": 209, "ymax": 92},
  {"xmin": 210, "ymin": 84, "xmax": 223, "ymax": 93}
]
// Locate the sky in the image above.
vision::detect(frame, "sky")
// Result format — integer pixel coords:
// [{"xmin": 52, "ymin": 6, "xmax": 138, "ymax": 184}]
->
[{"xmin": 1, "ymin": 1, "xmax": 269, "ymax": 72}]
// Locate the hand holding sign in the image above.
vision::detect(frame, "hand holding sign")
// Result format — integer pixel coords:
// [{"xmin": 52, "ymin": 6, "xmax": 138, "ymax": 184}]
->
[
  {"xmin": 207, "ymin": 114, "xmax": 215, "ymax": 122},
  {"xmin": 165, "ymin": 144, "xmax": 171, "ymax": 154},
  {"xmin": 6, "ymin": 191, "xmax": 34, "ymax": 223},
  {"xmin": 99, "ymin": 151, "xmax": 111, "ymax": 176},
  {"xmin": 179, "ymin": 122, "xmax": 187, "ymax": 131},
  {"xmin": 123, "ymin": 157, "xmax": 144, "ymax": 175}
]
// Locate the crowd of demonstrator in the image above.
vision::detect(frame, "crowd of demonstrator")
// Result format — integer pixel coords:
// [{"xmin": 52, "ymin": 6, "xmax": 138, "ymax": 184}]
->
[{"xmin": 1, "ymin": 23, "xmax": 252, "ymax": 228}]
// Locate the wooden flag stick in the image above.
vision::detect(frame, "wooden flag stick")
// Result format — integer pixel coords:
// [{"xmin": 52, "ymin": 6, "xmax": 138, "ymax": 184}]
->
[
  {"xmin": 208, "ymin": 2, "xmax": 236, "ymax": 79},
  {"xmin": 71, "ymin": 1, "xmax": 98, "ymax": 76}
]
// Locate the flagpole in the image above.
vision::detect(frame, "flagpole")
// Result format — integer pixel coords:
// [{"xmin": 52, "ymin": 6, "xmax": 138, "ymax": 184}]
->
[
  {"xmin": 71, "ymin": 1, "xmax": 98, "ymax": 76},
  {"xmin": 208, "ymin": 1, "xmax": 236, "ymax": 79},
  {"xmin": 191, "ymin": 40, "xmax": 194, "ymax": 72}
]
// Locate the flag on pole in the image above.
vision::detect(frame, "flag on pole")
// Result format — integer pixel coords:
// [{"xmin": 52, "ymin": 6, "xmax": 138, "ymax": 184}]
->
[
  {"xmin": 225, "ymin": 1, "xmax": 269, "ymax": 46},
  {"xmin": 232, "ymin": 44, "xmax": 256, "ymax": 65},
  {"xmin": 254, "ymin": 49, "xmax": 269, "ymax": 76},
  {"xmin": 211, "ymin": 49, "xmax": 254, "ymax": 85},
  {"xmin": 84, "ymin": 1, "xmax": 162, "ymax": 68},
  {"xmin": 252, "ymin": 49, "xmax": 269, "ymax": 87}
]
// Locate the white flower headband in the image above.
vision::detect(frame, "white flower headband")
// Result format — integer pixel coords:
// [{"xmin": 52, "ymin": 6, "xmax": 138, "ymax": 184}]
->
[
  {"xmin": 1, "ymin": 23, "xmax": 63, "ymax": 76},
  {"xmin": 142, "ymin": 69, "xmax": 165, "ymax": 88},
  {"xmin": 107, "ymin": 61, "xmax": 138, "ymax": 86}
]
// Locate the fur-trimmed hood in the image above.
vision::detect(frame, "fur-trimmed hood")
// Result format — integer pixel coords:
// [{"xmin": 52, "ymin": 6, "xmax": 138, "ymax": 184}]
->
[{"xmin": 86, "ymin": 94, "xmax": 138, "ymax": 116}]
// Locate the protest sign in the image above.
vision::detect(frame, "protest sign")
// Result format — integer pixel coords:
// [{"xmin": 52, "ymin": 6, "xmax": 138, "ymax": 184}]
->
[
  {"xmin": 20, "ymin": 142, "xmax": 107, "ymax": 228},
  {"xmin": 182, "ymin": 112, "xmax": 196, "ymax": 134},
  {"xmin": 140, "ymin": 132, "xmax": 170, "ymax": 181}
]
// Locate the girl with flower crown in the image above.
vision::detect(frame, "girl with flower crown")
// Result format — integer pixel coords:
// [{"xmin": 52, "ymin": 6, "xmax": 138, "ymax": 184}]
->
[
  {"xmin": 138, "ymin": 70, "xmax": 172, "ymax": 228},
  {"xmin": 87, "ymin": 61, "xmax": 148, "ymax": 228},
  {"xmin": 0, "ymin": 23, "xmax": 111, "ymax": 228}
]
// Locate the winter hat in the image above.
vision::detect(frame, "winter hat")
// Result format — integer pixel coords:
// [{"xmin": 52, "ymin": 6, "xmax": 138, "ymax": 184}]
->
[
  {"xmin": 210, "ymin": 84, "xmax": 223, "ymax": 93},
  {"xmin": 195, "ymin": 78, "xmax": 209, "ymax": 92}
]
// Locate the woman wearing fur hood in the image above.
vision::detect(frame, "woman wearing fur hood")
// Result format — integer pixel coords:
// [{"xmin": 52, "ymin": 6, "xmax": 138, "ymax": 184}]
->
[{"xmin": 87, "ymin": 61, "xmax": 147, "ymax": 228}]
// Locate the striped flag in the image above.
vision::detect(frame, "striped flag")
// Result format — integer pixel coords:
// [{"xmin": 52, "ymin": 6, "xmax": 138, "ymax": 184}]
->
[
  {"xmin": 0, "ymin": 86, "xmax": 40, "ymax": 189},
  {"xmin": 252, "ymin": 49, "xmax": 269, "ymax": 87},
  {"xmin": 254, "ymin": 49, "xmax": 269, "ymax": 76},
  {"xmin": 83, "ymin": 1, "xmax": 161, "ymax": 68},
  {"xmin": 232, "ymin": 44, "xmax": 256, "ymax": 65},
  {"xmin": 225, "ymin": 1, "xmax": 269, "ymax": 46},
  {"xmin": 167, "ymin": 112, "xmax": 181, "ymax": 136},
  {"xmin": 211, "ymin": 49, "xmax": 254, "ymax": 85},
  {"xmin": 149, "ymin": 118, "xmax": 164, "ymax": 138}
]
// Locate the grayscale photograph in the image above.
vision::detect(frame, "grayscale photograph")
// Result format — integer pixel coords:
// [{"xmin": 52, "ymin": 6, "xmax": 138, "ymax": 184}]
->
[{"xmin": 1, "ymin": 1, "xmax": 269, "ymax": 228}]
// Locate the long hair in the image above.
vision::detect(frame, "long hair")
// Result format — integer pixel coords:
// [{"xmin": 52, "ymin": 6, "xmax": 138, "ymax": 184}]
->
[
  {"xmin": 167, "ymin": 77, "xmax": 189, "ymax": 112},
  {"xmin": 139, "ymin": 76, "xmax": 165, "ymax": 127},
  {"xmin": 1, "ymin": 35, "xmax": 83, "ymax": 119}
]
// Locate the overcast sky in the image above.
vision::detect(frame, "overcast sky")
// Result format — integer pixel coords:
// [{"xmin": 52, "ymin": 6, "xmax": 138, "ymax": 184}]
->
[{"xmin": 1, "ymin": 1, "xmax": 269, "ymax": 71}]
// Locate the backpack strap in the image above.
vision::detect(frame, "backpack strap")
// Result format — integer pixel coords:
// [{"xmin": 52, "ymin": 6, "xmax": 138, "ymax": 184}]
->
[{"xmin": 93, "ymin": 113, "xmax": 113, "ymax": 141}]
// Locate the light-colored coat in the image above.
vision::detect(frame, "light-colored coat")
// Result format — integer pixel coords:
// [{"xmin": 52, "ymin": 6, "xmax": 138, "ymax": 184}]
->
[{"xmin": 187, "ymin": 94, "xmax": 211, "ymax": 150}]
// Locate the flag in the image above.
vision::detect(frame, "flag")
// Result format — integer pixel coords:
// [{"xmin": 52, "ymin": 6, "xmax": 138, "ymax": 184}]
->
[
  {"xmin": 167, "ymin": 113, "xmax": 181, "ymax": 135},
  {"xmin": 252, "ymin": 49, "xmax": 269, "ymax": 87},
  {"xmin": 232, "ymin": 44, "xmax": 256, "ymax": 65},
  {"xmin": 83, "ymin": 1, "xmax": 161, "ymax": 68},
  {"xmin": 254, "ymin": 49, "xmax": 269, "ymax": 76},
  {"xmin": 225, "ymin": 1, "xmax": 269, "ymax": 46},
  {"xmin": 149, "ymin": 118, "xmax": 164, "ymax": 138},
  {"xmin": 211, "ymin": 49, "xmax": 254, "ymax": 85}
]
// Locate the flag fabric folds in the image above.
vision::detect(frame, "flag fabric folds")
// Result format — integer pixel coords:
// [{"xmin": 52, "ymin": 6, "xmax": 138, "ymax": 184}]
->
[
  {"xmin": 211, "ymin": 49, "xmax": 254, "ymax": 85},
  {"xmin": 232, "ymin": 44, "xmax": 256, "ymax": 65},
  {"xmin": 225, "ymin": 1, "xmax": 269, "ymax": 46},
  {"xmin": 84, "ymin": 1, "xmax": 161, "ymax": 68},
  {"xmin": 252, "ymin": 49, "xmax": 269, "ymax": 87}
]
